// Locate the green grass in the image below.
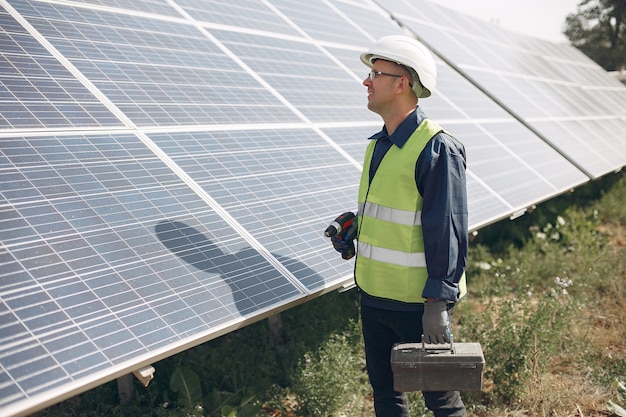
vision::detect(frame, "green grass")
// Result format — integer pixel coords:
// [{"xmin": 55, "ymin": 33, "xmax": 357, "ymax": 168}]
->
[{"xmin": 34, "ymin": 171, "xmax": 626, "ymax": 417}]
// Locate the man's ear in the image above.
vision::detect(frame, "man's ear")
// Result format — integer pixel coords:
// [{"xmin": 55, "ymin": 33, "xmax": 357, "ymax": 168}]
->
[{"xmin": 396, "ymin": 76, "xmax": 413, "ymax": 94}]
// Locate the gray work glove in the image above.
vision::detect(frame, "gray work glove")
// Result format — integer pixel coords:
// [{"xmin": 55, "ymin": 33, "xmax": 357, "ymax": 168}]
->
[{"xmin": 422, "ymin": 301, "xmax": 451, "ymax": 344}]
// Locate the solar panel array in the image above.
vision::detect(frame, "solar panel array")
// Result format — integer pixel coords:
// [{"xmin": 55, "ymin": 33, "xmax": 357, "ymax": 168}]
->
[
  {"xmin": 1, "ymin": 0, "xmax": 625, "ymax": 415},
  {"xmin": 379, "ymin": 0, "xmax": 626, "ymax": 179}
]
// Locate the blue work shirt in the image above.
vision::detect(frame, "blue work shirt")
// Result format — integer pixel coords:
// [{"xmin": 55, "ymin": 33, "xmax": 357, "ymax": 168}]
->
[{"xmin": 359, "ymin": 106, "xmax": 468, "ymax": 311}]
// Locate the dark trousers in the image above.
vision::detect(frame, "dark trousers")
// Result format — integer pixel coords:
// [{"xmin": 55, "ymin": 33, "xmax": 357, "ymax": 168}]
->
[{"xmin": 361, "ymin": 303, "xmax": 467, "ymax": 417}]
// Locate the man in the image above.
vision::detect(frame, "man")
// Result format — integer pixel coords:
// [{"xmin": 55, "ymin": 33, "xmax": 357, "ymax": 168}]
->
[{"xmin": 329, "ymin": 35, "xmax": 469, "ymax": 417}]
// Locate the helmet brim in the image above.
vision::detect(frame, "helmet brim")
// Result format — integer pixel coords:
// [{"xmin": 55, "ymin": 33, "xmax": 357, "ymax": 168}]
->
[{"xmin": 360, "ymin": 53, "xmax": 432, "ymax": 98}]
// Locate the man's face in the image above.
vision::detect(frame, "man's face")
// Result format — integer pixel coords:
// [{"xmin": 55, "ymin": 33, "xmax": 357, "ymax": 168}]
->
[{"xmin": 362, "ymin": 59, "xmax": 407, "ymax": 114}]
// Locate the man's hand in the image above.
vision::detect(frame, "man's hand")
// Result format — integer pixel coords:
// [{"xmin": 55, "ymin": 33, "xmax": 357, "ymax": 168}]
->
[
  {"xmin": 330, "ymin": 233, "xmax": 352, "ymax": 253},
  {"xmin": 422, "ymin": 300, "xmax": 451, "ymax": 344},
  {"xmin": 330, "ymin": 222, "xmax": 357, "ymax": 259}
]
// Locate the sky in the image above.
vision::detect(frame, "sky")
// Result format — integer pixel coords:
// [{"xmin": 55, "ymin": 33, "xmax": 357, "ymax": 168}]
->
[{"xmin": 433, "ymin": 0, "xmax": 581, "ymax": 43}]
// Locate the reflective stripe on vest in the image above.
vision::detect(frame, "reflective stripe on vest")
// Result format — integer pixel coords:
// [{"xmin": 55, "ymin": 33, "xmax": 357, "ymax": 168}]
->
[
  {"xmin": 358, "ymin": 201, "xmax": 421, "ymax": 227},
  {"xmin": 358, "ymin": 242, "xmax": 426, "ymax": 267}
]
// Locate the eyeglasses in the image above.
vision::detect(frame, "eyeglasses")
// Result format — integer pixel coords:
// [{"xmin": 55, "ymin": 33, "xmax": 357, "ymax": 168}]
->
[{"xmin": 368, "ymin": 70, "xmax": 403, "ymax": 81}]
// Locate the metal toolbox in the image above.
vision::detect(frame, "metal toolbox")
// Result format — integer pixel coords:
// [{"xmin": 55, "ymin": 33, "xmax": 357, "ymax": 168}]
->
[{"xmin": 391, "ymin": 339, "xmax": 484, "ymax": 392}]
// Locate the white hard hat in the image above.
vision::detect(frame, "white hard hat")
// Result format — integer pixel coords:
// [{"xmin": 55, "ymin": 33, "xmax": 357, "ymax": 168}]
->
[{"xmin": 360, "ymin": 35, "xmax": 437, "ymax": 98}]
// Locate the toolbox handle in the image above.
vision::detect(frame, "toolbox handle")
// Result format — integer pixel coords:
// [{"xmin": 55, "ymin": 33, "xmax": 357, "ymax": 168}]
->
[{"xmin": 421, "ymin": 334, "xmax": 455, "ymax": 354}]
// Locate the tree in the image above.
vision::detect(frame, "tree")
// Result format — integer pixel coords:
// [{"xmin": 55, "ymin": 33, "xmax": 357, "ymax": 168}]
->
[{"xmin": 564, "ymin": 0, "xmax": 626, "ymax": 70}]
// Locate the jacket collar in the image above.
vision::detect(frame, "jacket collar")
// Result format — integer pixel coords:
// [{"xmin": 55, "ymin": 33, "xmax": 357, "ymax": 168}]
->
[{"xmin": 368, "ymin": 106, "xmax": 426, "ymax": 148}]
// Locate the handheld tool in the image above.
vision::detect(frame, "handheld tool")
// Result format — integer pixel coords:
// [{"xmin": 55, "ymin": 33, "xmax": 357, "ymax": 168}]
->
[{"xmin": 324, "ymin": 212, "xmax": 356, "ymax": 260}]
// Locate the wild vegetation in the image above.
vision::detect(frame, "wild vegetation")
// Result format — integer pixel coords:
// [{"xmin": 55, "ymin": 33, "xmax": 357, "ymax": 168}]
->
[
  {"xmin": 564, "ymin": 0, "xmax": 626, "ymax": 71},
  {"xmin": 35, "ymin": 171, "xmax": 626, "ymax": 417}
]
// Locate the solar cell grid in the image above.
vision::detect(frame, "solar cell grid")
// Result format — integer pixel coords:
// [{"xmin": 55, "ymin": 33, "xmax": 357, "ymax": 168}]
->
[
  {"xmin": 2, "ymin": 0, "xmax": 624, "ymax": 415},
  {"xmin": 480, "ymin": 122, "xmax": 582, "ymax": 189},
  {"xmin": 178, "ymin": 0, "xmax": 301, "ymax": 35},
  {"xmin": 1, "ymin": 131, "xmax": 306, "ymax": 275},
  {"xmin": 560, "ymin": 119, "xmax": 626, "ymax": 164},
  {"xmin": 428, "ymin": 65, "xmax": 511, "ymax": 120},
  {"xmin": 331, "ymin": 0, "xmax": 402, "ymax": 41},
  {"xmin": 270, "ymin": 0, "xmax": 369, "ymax": 44},
  {"xmin": 148, "ymin": 128, "xmax": 358, "ymax": 290},
  {"xmin": 0, "ymin": 131, "xmax": 309, "ymax": 411},
  {"xmin": 383, "ymin": 0, "xmax": 626, "ymax": 177},
  {"xmin": 465, "ymin": 174, "xmax": 512, "ymax": 228},
  {"xmin": 587, "ymin": 87, "xmax": 626, "ymax": 117},
  {"xmin": 0, "ymin": 10, "xmax": 120, "ymax": 129},
  {"xmin": 530, "ymin": 120, "xmax": 612, "ymax": 172},
  {"xmin": 213, "ymin": 29, "xmax": 371, "ymax": 122},
  {"xmin": 11, "ymin": 0, "xmax": 301, "ymax": 127},
  {"xmin": 67, "ymin": 0, "xmax": 182, "ymax": 18},
  {"xmin": 325, "ymin": 1, "xmax": 589, "ymax": 226},
  {"xmin": 323, "ymin": 44, "xmax": 373, "ymax": 83}
]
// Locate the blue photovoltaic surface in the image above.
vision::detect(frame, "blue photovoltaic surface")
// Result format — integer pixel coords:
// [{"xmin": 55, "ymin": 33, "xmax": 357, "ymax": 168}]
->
[
  {"xmin": 0, "ymin": 132, "xmax": 306, "ymax": 407},
  {"xmin": 0, "ymin": 9, "xmax": 121, "ymax": 129},
  {"xmin": 211, "ymin": 29, "xmax": 373, "ymax": 123},
  {"xmin": 147, "ymin": 128, "xmax": 360, "ymax": 290},
  {"xmin": 327, "ymin": 1, "xmax": 591, "ymax": 226},
  {"xmin": 1, "ymin": 0, "xmax": 625, "ymax": 415},
  {"xmin": 10, "ymin": 1, "xmax": 302, "ymax": 127},
  {"xmin": 379, "ymin": 0, "xmax": 626, "ymax": 178}
]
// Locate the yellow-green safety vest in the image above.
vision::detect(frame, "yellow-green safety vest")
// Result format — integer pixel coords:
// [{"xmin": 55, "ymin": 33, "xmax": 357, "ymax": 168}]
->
[{"xmin": 355, "ymin": 119, "xmax": 467, "ymax": 303}]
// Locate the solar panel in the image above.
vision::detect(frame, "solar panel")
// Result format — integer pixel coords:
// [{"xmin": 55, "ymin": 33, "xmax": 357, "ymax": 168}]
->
[
  {"xmin": 327, "ymin": 1, "xmax": 590, "ymax": 227},
  {"xmin": 212, "ymin": 29, "xmax": 372, "ymax": 122},
  {"xmin": 1, "ymin": 0, "xmax": 623, "ymax": 415},
  {"xmin": 148, "ymin": 128, "xmax": 361, "ymax": 290},
  {"xmin": 12, "ymin": 1, "xmax": 308, "ymax": 127},
  {"xmin": 0, "ymin": 1, "xmax": 362, "ymax": 413},
  {"xmin": 178, "ymin": 0, "xmax": 304, "ymax": 35},
  {"xmin": 0, "ymin": 132, "xmax": 309, "ymax": 411},
  {"xmin": 0, "ymin": 9, "xmax": 121, "ymax": 129},
  {"xmin": 379, "ymin": 0, "xmax": 626, "ymax": 178}
]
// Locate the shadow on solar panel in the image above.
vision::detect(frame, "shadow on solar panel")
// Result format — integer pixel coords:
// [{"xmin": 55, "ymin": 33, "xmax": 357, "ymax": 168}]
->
[{"xmin": 155, "ymin": 220, "xmax": 321, "ymax": 313}]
